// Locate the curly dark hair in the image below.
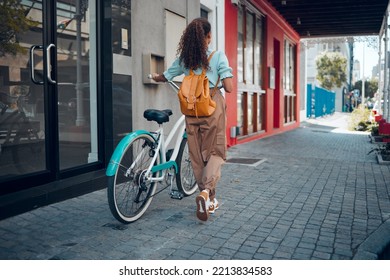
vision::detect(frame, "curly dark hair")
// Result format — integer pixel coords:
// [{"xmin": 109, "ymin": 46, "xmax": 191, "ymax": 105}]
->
[{"xmin": 177, "ymin": 17, "xmax": 211, "ymax": 70}]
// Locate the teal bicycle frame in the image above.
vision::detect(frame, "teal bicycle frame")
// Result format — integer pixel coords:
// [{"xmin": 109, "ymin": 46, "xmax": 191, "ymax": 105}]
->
[{"xmin": 106, "ymin": 114, "xmax": 187, "ymax": 183}]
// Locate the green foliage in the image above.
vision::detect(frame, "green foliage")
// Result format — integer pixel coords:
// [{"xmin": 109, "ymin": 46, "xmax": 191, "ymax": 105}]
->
[
  {"xmin": 348, "ymin": 105, "xmax": 371, "ymax": 131},
  {"xmin": 0, "ymin": 0, "xmax": 37, "ymax": 56},
  {"xmin": 353, "ymin": 78, "xmax": 378, "ymax": 99},
  {"xmin": 316, "ymin": 52, "xmax": 347, "ymax": 90}
]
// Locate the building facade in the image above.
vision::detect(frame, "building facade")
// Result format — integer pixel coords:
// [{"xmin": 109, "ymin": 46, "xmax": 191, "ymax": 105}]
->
[
  {"xmin": 0, "ymin": 0, "xmax": 300, "ymax": 218},
  {"xmin": 224, "ymin": 0, "xmax": 300, "ymax": 146},
  {"xmin": 299, "ymin": 39, "xmax": 352, "ymax": 115}
]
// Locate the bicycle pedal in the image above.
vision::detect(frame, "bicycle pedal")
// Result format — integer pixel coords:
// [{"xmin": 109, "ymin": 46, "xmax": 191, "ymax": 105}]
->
[{"xmin": 170, "ymin": 190, "xmax": 183, "ymax": 200}]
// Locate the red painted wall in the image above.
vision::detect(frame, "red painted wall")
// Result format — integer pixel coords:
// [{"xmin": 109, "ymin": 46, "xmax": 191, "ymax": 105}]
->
[
  {"xmin": 224, "ymin": 0, "xmax": 301, "ymax": 147},
  {"xmin": 224, "ymin": 3, "xmax": 238, "ymax": 147}
]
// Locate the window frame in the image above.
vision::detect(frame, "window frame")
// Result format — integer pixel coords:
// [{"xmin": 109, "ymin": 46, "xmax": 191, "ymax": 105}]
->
[
  {"xmin": 236, "ymin": 3, "xmax": 265, "ymax": 136},
  {"xmin": 283, "ymin": 38, "xmax": 297, "ymax": 124}
]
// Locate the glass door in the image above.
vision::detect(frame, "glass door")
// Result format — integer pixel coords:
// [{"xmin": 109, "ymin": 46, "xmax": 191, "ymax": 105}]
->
[
  {"xmin": 0, "ymin": 0, "xmax": 47, "ymax": 178},
  {"xmin": 0, "ymin": 0, "xmax": 98, "ymax": 191},
  {"xmin": 56, "ymin": 0, "xmax": 98, "ymax": 170}
]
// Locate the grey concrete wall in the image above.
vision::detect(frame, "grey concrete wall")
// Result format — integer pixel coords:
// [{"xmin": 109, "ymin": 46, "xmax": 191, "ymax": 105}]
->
[{"xmin": 130, "ymin": 0, "xmax": 200, "ymax": 133}]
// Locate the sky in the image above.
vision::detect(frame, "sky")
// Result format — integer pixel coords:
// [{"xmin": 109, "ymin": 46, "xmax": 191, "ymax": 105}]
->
[{"xmin": 354, "ymin": 41, "xmax": 379, "ymax": 79}]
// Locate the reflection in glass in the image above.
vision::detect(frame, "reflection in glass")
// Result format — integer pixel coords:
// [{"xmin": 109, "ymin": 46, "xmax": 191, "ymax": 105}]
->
[
  {"xmin": 247, "ymin": 92, "xmax": 253, "ymax": 133},
  {"xmin": 255, "ymin": 17, "xmax": 263, "ymax": 86},
  {"xmin": 237, "ymin": 7, "xmax": 244, "ymax": 83},
  {"xmin": 0, "ymin": 0, "xmax": 45, "ymax": 177},
  {"xmin": 245, "ymin": 12, "xmax": 254, "ymax": 85},
  {"xmin": 56, "ymin": 0, "xmax": 98, "ymax": 170}
]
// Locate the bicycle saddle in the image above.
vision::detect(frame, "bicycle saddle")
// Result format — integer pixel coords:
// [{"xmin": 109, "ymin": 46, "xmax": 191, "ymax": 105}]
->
[{"xmin": 143, "ymin": 109, "xmax": 173, "ymax": 124}]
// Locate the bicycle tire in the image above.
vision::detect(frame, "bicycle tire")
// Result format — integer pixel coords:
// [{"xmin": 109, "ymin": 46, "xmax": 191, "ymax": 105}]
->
[
  {"xmin": 107, "ymin": 133, "xmax": 159, "ymax": 223},
  {"xmin": 176, "ymin": 137, "xmax": 198, "ymax": 196}
]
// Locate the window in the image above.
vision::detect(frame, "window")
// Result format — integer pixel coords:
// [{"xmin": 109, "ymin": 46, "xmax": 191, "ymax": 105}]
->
[
  {"xmin": 237, "ymin": 7, "xmax": 244, "ymax": 83},
  {"xmin": 254, "ymin": 17, "xmax": 263, "ymax": 86},
  {"xmin": 201, "ymin": 8, "xmax": 208, "ymax": 19},
  {"xmin": 283, "ymin": 39, "xmax": 296, "ymax": 124},
  {"xmin": 237, "ymin": 4, "xmax": 265, "ymax": 136}
]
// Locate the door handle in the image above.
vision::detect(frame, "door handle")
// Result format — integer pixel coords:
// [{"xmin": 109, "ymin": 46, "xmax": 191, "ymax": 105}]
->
[
  {"xmin": 29, "ymin": 45, "xmax": 44, "ymax": 85},
  {"xmin": 46, "ymin": 43, "xmax": 56, "ymax": 84}
]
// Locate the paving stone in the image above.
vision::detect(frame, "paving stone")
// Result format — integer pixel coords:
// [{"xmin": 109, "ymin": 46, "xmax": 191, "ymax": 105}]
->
[
  {"xmin": 253, "ymin": 252, "xmax": 273, "ymax": 259},
  {"xmin": 0, "ymin": 113, "xmax": 389, "ymax": 260}
]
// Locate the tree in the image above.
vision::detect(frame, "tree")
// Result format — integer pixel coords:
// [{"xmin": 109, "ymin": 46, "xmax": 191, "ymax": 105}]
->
[
  {"xmin": 353, "ymin": 78, "xmax": 378, "ymax": 99},
  {"xmin": 315, "ymin": 52, "xmax": 347, "ymax": 90},
  {"xmin": 0, "ymin": 0, "xmax": 37, "ymax": 57}
]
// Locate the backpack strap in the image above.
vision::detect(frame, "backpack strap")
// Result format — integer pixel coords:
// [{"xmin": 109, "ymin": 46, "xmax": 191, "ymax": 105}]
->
[
  {"xmin": 208, "ymin": 50, "xmax": 216, "ymax": 61},
  {"xmin": 211, "ymin": 76, "xmax": 220, "ymax": 97},
  {"xmin": 205, "ymin": 51, "xmax": 219, "ymax": 97},
  {"xmin": 201, "ymin": 51, "xmax": 217, "ymax": 75}
]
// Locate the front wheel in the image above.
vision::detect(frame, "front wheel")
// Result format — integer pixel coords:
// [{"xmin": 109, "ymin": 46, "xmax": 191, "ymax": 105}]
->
[
  {"xmin": 107, "ymin": 133, "xmax": 159, "ymax": 223},
  {"xmin": 176, "ymin": 137, "xmax": 198, "ymax": 196}
]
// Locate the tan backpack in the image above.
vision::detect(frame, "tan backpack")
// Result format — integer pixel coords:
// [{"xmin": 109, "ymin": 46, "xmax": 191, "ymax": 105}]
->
[{"xmin": 178, "ymin": 51, "xmax": 220, "ymax": 117}]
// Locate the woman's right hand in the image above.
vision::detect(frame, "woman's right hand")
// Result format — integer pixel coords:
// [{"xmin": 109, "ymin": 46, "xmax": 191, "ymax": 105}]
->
[{"xmin": 151, "ymin": 73, "xmax": 167, "ymax": 83}]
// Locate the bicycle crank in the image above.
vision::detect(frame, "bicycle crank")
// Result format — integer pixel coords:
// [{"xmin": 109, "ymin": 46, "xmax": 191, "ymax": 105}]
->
[{"xmin": 170, "ymin": 190, "xmax": 183, "ymax": 200}]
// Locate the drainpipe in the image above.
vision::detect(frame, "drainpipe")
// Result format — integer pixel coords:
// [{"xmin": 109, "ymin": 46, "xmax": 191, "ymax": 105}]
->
[
  {"xmin": 384, "ymin": 17, "xmax": 388, "ymax": 121},
  {"xmin": 387, "ymin": 21, "xmax": 390, "ymax": 121},
  {"xmin": 349, "ymin": 40, "xmax": 353, "ymax": 91},
  {"xmin": 378, "ymin": 35, "xmax": 382, "ymax": 115},
  {"xmin": 362, "ymin": 43, "xmax": 365, "ymax": 109}
]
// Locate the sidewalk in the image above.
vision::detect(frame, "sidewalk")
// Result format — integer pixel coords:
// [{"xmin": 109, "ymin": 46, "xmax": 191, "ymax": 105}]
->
[{"xmin": 0, "ymin": 112, "xmax": 389, "ymax": 260}]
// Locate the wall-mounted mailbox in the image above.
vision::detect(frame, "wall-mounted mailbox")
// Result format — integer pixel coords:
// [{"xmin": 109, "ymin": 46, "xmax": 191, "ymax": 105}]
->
[{"xmin": 142, "ymin": 53, "xmax": 165, "ymax": 84}]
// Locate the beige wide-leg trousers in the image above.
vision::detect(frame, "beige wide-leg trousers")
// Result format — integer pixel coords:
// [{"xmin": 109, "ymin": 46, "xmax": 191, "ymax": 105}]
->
[{"xmin": 185, "ymin": 90, "xmax": 226, "ymax": 201}]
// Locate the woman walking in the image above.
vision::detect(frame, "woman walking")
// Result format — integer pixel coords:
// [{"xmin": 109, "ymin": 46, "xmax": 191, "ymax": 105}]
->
[{"xmin": 152, "ymin": 17, "xmax": 233, "ymax": 221}]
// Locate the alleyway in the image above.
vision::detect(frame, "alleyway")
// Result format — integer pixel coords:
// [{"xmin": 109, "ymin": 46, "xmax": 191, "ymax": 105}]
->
[{"xmin": 0, "ymin": 113, "xmax": 389, "ymax": 260}]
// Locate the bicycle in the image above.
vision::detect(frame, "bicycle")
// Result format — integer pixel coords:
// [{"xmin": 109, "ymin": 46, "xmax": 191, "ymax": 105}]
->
[{"xmin": 106, "ymin": 79, "xmax": 198, "ymax": 223}]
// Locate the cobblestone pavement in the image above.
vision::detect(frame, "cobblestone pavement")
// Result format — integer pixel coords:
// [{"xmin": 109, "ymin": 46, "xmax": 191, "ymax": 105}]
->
[{"xmin": 1, "ymin": 113, "xmax": 389, "ymax": 260}]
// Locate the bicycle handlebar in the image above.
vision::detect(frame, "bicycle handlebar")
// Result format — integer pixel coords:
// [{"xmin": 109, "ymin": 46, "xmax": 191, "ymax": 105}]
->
[{"xmin": 167, "ymin": 80, "xmax": 180, "ymax": 91}]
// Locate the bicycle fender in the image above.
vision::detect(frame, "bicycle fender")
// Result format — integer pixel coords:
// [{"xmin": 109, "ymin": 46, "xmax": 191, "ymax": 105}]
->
[{"xmin": 106, "ymin": 130, "xmax": 154, "ymax": 176}]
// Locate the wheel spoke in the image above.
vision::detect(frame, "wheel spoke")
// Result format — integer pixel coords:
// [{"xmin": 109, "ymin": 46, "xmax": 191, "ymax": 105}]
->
[
  {"xmin": 107, "ymin": 134, "xmax": 158, "ymax": 223},
  {"xmin": 176, "ymin": 138, "xmax": 197, "ymax": 196}
]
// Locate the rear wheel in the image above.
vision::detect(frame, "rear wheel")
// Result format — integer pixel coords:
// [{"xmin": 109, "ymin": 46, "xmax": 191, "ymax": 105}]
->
[
  {"xmin": 107, "ymin": 134, "xmax": 159, "ymax": 223},
  {"xmin": 176, "ymin": 137, "xmax": 197, "ymax": 196}
]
